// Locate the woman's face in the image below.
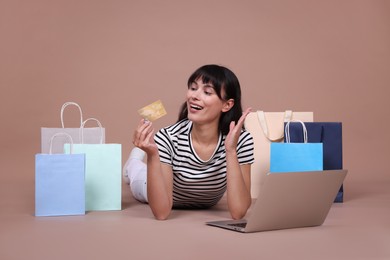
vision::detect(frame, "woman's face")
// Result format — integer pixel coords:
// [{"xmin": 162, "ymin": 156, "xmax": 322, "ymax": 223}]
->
[{"xmin": 186, "ymin": 78, "xmax": 231, "ymax": 125}]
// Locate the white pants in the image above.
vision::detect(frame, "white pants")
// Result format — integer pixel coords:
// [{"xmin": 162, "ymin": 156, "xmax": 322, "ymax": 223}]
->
[{"xmin": 123, "ymin": 148, "xmax": 148, "ymax": 203}]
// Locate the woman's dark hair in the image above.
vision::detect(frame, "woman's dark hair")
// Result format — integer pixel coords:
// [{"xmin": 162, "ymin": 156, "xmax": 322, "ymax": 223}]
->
[{"xmin": 177, "ymin": 64, "xmax": 243, "ymax": 135}]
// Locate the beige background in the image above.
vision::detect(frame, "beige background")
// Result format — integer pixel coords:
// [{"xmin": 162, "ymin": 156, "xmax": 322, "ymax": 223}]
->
[{"xmin": 1, "ymin": 0, "xmax": 389, "ymax": 259}]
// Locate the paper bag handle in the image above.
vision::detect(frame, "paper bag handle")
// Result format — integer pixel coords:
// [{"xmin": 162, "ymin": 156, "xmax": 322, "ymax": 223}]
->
[
  {"xmin": 60, "ymin": 102, "xmax": 83, "ymax": 128},
  {"xmin": 285, "ymin": 120, "xmax": 308, "ymax": 143},
  {"xmin": 257, "ymin": 110, "xmax": 293, "ymax": 142},
  {"xmin": 49, "ymin": 132, "xmax": 74, "ymax": 154},
  {"xmin": 80, "ymin": 118, "xmax": 104, "ymax": 144}
]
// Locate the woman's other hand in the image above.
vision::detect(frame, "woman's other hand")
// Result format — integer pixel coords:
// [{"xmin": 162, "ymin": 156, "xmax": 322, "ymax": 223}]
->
[{"xmin": 225, "ymin": 107, "xmax": 251, "ymax": 153}]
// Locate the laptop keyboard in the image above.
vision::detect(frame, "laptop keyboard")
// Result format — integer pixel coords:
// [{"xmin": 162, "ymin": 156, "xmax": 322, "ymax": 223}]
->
[{"xmin": 228, "ymin": 222, "xmax": 247, "ymax": 228}]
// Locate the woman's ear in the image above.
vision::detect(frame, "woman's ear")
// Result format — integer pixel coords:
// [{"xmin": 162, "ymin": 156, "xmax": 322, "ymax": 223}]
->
[{"xmin": 222, "ymin": 99, "xmax": 234, "ymax": 112}]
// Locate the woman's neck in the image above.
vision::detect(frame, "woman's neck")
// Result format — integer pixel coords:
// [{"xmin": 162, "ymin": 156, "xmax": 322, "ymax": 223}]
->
[
  {"xmin": 190, "ymin": 123, "xmax": 220, "ymax": 161},
  {"xmin": 191, "ymin": 123, "xmax": 219, "ymax": 145}
]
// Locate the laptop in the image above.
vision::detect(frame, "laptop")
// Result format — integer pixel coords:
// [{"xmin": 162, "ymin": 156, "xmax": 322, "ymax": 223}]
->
[{"xmin": 206, "ymin": 169, "xmax": 347, "ymax": 233}]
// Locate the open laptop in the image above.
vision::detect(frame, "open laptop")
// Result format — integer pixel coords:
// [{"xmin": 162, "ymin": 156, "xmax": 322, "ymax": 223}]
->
[{"xmin": 206, "ymin": 169, "xmax": 347, "ymax": 233}]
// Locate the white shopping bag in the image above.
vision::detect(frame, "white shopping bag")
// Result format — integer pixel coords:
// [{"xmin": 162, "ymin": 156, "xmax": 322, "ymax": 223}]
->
[{"xmin": 41, "ymin": 102, "xmax": 105, "ymax": 154}]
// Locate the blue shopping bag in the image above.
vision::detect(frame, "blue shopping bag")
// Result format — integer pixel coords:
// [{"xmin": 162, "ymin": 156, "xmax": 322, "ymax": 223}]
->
[
  {"xmin": 270, "ymin": 121, "xmax": 323, "ymax": 173},
  {"xmin": 64, "ymin": 118, "xmax": 122, "ymax": 211},
  {"xmin": 35, "ymin": 133, "xmax": 85, "ymax": 216},
  {"xmin": 284, "ymin": 121, "xmax": 344, "ymax": 202}
]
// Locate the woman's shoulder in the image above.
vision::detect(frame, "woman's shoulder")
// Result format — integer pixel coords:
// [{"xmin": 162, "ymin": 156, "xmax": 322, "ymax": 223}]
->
[
  {"xmin": 240, "ymin": 128, "xmax": 253, "ymax": 138},
  {"xmin": 238, "ymin": 128, "xmax": 254, "ymax": 144},
  {"xmin": 157, "ymin": 119, "xmax": 192, "ymax": 138}
]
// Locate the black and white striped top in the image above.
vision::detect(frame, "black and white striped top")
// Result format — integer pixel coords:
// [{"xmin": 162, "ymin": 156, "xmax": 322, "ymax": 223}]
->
[{"xmin": 154, "ymin": 119, "xmax": 254, "ymax": 209}]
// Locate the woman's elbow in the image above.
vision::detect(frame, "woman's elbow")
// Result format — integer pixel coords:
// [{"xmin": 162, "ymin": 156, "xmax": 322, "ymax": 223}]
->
[
  {"xmin": 230, "ymin": 210, "xmax": 247, "ymax": 220},
  {"xmin": 230, "ymin": 205, "xmax": 250, "ymax": 220},
  {"xmin": 230, "ymin": 201, "xmax": 251, "ymax": 220},
  {"xmin": 151, "ymin": 206, "xmax": 172, "ymax": 220},
  {"xmin": 153, "ymin": 212, "xmax": 170, "ymax": 220}
]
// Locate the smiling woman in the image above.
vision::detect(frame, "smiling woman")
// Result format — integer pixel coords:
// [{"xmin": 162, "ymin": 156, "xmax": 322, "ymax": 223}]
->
[
  {"xmin": 179, "ymin": 65, "xmax": 244, "ymax": 135},
  {"xmin": 123, "ymin": 64, "xmax": 254, "ymax": 220}
]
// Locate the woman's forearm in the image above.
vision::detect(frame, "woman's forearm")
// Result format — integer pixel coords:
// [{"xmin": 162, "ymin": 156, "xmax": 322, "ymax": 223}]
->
[
  {"xmin": 225, "ymin": 151, "xmax": 252, "ymax": 220},
  {"xmin": 146, "ymin": 153, "xmax": 173, "ymax": 220}
]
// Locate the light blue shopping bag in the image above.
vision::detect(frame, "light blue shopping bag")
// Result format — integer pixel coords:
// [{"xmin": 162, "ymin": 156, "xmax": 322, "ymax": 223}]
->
[
  {"xmin": 35, "ymin": 133, "xmax": 85, "ymax": 216},
  {"xmin": 64, "ymin": 118, "xmax": 122, "ymax": 211},
  {"xmin": 270, "ymin": 121, "xmax": 323, "ymax": 173}
]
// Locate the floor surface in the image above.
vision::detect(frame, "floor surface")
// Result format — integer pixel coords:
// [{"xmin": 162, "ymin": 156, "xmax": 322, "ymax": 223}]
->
[{"xmin": 1, "ymin": 152, "xmax": 389, "ymax": 260}]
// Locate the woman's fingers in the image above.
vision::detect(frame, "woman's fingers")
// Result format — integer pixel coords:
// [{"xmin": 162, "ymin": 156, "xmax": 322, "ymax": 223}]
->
[
  {"xmin": 226, "ymin": 107, "xmax": 252, "ymax": 150},
  {"xmin": 237, "ymin": 107, "xmax": 251, "ymax": 128},
  {"xmin": 133, "ymin": 119, "xmax": 153, "ymax": 146},
  {"xmin": 231, "ymin": 107, "xmax": 251, "ymax": 134}
]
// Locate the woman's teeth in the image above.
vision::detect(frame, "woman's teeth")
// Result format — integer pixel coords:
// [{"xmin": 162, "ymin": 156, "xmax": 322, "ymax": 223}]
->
[{"xmin": 191, "ymin": 105, "xmax": 203, "ymax": 110}]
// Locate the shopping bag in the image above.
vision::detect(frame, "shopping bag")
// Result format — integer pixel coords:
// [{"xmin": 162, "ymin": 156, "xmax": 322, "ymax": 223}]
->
[
  {"xmin": 41, "ymin": 102, "xmax": 105, "ymax": 154},
  {"xmin": 35, "ymin": 133, "xmax": 85, "ymax": 216},
  {"xmin": 244, "ymin": 110, "xmax": 313, "ymax": 197},
  {"xmin": 284, "ymin": 121, "xmax": 344, "ymax": 202},
  {"xmin": 64, "ymin": 118, "xmax": 121, "ymax": 211},
  {"xmin": 270, "ymin": 120, "xmax": 323, "ymax": 172}
]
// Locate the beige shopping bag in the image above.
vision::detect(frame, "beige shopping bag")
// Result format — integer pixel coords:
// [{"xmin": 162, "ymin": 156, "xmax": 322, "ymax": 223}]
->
[
  {"xmin": 244, "ymin": 111, "xmax": 313, "ymax": 198},
  {"xmin": 41, "ymin": 102, "xmax": 105, "ymax": 154}
]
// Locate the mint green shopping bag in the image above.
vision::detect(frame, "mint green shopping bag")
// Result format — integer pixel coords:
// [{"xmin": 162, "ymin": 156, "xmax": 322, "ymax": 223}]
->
[{"xmin": 64, "ymin": 118, "xmax": 121, "ymax": 211}]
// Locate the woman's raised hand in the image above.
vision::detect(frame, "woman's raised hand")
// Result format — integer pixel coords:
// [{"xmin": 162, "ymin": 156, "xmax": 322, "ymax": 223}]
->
[{"xmin": 225, "ymin": 107, "xmax": 252, "ymax": 153}]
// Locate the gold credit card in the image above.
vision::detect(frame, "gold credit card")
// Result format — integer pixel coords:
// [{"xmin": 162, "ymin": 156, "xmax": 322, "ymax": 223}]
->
[{"xmin": 138, "ymin": 100, "xmax": 167, "ymax": 121}]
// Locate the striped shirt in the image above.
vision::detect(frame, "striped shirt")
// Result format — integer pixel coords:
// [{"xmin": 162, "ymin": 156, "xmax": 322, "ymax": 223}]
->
[{"xmin": 154, "ymin": 119, "xmax": 254, "ymax": 209}]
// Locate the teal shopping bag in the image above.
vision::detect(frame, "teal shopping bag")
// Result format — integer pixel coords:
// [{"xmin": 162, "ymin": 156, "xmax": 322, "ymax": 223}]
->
[
  {"xmin": 64, "ymin": 118, "xmax": 122, "ymax": 211},
  {"xmin": 270, "ymin": 121, "xmax": 323, "ymax": 173},
  {"xmin": 35, "ymin": 133, "xmax": 85, "ymax": 216}
]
